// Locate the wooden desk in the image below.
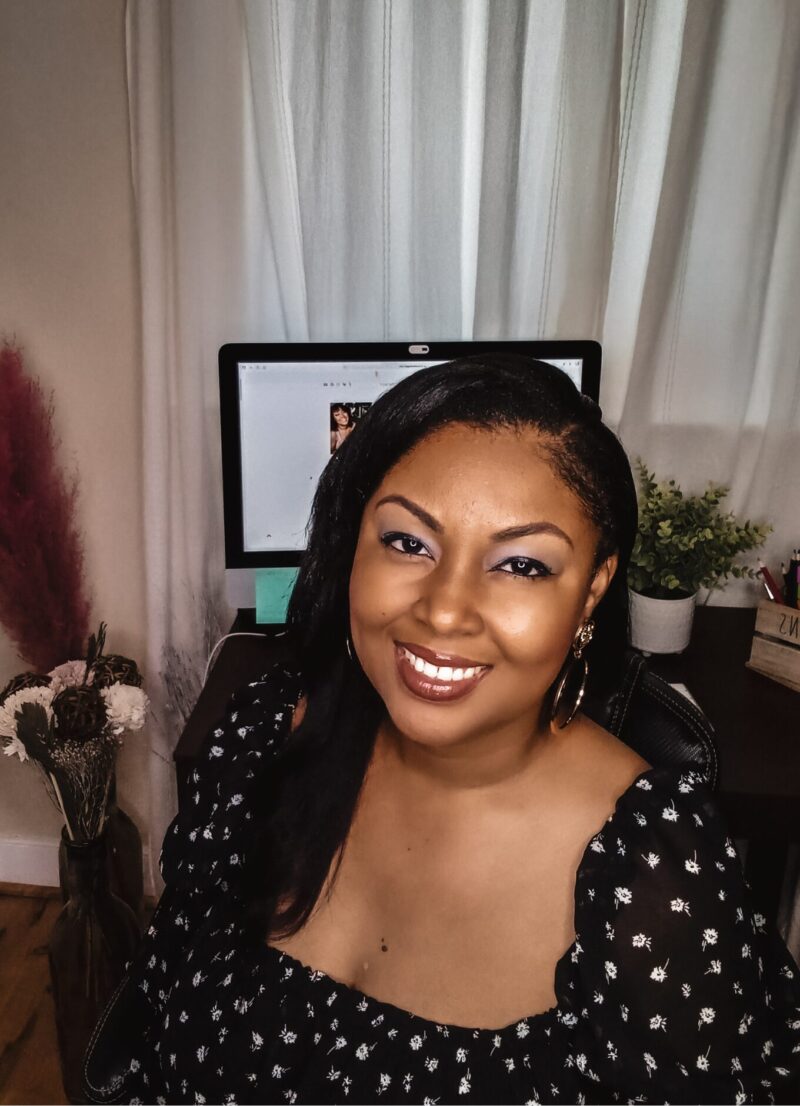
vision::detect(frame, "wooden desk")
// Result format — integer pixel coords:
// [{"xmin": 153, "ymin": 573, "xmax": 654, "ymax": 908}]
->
[
  {"xmin": 643, "ymin": 606, "xmax": 800, "ymax": 835},
  {"xmin": 174, "ymin": 605, "xmax": 800, "ymax": 920},
  {"xmin": 642, "ymin": 605, "xmax": 800, "ymax": 923}
]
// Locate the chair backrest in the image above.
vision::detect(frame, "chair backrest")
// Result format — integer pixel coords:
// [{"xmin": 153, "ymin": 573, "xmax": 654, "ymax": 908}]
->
[{"xmin": 583, "ymin": 649, "xmax": 720, "ymax": 790}]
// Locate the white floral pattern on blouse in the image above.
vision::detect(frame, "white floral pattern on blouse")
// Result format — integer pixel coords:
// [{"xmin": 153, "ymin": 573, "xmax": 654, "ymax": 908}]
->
[{"xmin": 113, "ymin": 664, "xmax": 800, "ymax": 1105}]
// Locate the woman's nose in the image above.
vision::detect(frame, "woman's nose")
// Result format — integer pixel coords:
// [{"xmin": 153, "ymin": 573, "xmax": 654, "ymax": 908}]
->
[{"xmin": 410, "ymin": 558, "xmax": 484, "ymax": 636}]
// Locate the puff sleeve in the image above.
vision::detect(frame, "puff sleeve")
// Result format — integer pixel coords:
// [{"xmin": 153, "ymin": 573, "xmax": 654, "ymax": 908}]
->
[
  {"xmin": 83, "ymin": 663, "xmax": 303, "ymax": 1104},
  {"xmin": 566, "ymin": 768, "xmax": 800, "ymax": 1105},
  {"xmin": 158, "ymin": 662, "xmax": 303, "ymax": 893}
]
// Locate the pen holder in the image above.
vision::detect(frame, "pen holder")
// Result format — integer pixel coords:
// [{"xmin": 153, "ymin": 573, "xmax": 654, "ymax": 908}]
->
[{"xmin": 745, "ymin": 599, "xmax": 800, "ymax": 693}]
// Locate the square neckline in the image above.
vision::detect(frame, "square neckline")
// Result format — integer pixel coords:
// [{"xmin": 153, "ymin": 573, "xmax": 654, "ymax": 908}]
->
[{"xmin": 259, "ymin": 764, "xmax": 672, "ymax": 1039}]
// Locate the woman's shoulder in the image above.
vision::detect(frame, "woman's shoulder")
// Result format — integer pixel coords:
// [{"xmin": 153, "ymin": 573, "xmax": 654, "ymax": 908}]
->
[
  {"xmin": 218, "ymin": 659, "xmax": 304, "ymax": 730},
  {"xmin": 568, "ymin": 715, "xmax": 718, "ymax": 851},
  {"xmin": 609, "ymin": 760, "xmax": 724, "ymax": 847},
  {"xmin": 186, "ymin": 660, "xmax": 303, "ymax": 792},
  {"xmin": 589, "ymin": 755, "xmax": 727, "ymax": 854},
  {"xmin": 159, "ymin": 661, "xmax": 304, "ymax": 887},
  {"xmin": 574, "ymin": 752, "xmax": 740, "ymax": 918}
]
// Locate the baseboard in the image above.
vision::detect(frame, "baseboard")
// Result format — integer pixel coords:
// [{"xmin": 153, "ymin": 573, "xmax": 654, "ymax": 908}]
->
[
  {"xmin": 0, "ymin": 836, "xmax": 60, "ymax": 886},
  {"xmin": 0, "ymin": 880, "xmax": 60, "ymax": 897},
  {"xmin": 0, "ymin": 835, "xmax": 156, "ymax": 897}
]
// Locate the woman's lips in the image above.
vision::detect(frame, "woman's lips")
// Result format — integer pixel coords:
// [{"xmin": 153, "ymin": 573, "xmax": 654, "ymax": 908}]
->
[
  {"xmin": 394, "ymin": 643, "xmax": 492, "ymax": 703},
  {"xmin": 395, "ymin": 640, "xmax": 488, "ymax": 668}
]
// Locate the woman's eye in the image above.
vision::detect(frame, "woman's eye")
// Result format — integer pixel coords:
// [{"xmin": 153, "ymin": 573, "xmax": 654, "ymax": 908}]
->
[
  {"xmin": 495, "ymin": 557, "xmax": 552, "ymax": 580},
  {"xmin": 380, "ymin": 532, "xmax": 431, "ymax": 558}
]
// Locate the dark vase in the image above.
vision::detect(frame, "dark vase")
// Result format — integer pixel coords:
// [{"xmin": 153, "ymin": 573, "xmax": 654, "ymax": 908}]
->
[
  {"xmin": 49, "ymin": 830, "xmax": 141, "ymax": 1105},
  {"xmin": 58, "ymin": 776, "xmax": 145, "ymax": 928},
  {"xmin": 105, "ymin": 777, "xmax": 146, "ymax": 929}
]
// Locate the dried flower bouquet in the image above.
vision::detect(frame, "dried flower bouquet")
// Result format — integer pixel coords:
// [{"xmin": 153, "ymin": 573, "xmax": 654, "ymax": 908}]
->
[{"xmin": 0, "ymin": 623, "xmax": 149, "ymax": 842}]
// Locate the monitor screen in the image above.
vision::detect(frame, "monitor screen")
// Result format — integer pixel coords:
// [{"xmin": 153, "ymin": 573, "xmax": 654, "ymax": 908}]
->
[{"xmin": 220, "ymin": 341, "xmax": 600, "ymax": 570}]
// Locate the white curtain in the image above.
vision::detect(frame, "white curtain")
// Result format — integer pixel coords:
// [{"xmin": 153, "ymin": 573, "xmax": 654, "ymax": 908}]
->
[{"xmin": 125, "ymin": 0, "xmax": 800, "ymax": 890}]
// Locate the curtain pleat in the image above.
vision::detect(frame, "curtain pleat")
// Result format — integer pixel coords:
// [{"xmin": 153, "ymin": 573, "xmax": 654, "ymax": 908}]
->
[{"xmin": 125, "ymin": 0, "xmax": 800, "ymax": 894}]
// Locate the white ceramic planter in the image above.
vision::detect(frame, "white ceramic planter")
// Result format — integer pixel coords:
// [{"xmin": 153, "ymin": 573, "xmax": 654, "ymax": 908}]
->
[{"xmin": 628, "ymin": 587, "xmax": 698, "ymax": 655}]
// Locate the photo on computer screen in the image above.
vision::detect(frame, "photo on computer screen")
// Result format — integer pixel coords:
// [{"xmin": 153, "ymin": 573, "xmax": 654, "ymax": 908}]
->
[{"xmin": 330, "ymin": 401, "xmax": 372, "ymax": 453}]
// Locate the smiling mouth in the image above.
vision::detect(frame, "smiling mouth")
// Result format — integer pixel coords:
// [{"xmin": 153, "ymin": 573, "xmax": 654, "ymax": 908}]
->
[{"xmin": 394, "ymin": 643, "xmax": 492, "ymax": 702}]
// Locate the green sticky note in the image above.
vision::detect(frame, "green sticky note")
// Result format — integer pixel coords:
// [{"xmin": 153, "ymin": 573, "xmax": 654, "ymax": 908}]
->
[{"xmin": 255, "ymin": 567, "xmax": 299, "ymax": 624}]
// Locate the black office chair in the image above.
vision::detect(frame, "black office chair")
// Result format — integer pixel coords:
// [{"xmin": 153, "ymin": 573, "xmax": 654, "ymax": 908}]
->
[
  {"xmin": 82, "ymin": 649, "xmax": 720, "ymax": 1102},
  {"xmin": 583, "ymin": 647, "xmax": 719, "ymax": 790}
]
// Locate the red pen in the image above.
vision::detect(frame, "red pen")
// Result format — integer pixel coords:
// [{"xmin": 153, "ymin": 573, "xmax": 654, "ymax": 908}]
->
[{"xmin": 757, "ymin": 561, "xmax": 784, "ymax": 604}]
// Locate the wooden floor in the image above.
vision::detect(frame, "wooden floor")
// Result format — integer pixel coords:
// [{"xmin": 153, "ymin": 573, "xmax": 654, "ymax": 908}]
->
[{"xmin": 0, "ymin": 884, "xmax": 67, "ymax": 1105}]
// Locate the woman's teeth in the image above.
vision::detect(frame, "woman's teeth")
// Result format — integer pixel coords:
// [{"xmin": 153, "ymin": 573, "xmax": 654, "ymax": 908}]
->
[{"xmin": 401, "ymin": 647, "xmax": 484, "ymax": 682}]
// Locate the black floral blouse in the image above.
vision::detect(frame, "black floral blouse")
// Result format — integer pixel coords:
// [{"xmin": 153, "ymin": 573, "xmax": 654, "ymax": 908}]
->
[{"xmin": 114, "ymin": 664, "xmax": 800, "ymax": 1104}]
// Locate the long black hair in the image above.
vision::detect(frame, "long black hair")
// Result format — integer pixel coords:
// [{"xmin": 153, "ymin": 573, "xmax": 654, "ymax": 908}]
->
[{"xmin": 240, "ymin": 354, "xmax": 638, "ymax": 943}]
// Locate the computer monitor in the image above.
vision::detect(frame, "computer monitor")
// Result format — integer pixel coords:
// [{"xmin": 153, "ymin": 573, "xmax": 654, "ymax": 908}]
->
[{"xmin": 220, "ymin": 340, "xmax": 600, "ymax": 610}]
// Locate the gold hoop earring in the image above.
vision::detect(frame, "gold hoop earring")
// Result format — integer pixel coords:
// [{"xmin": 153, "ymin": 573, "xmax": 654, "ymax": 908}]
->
[{"xmin": 550, "ymin": 620, "xmax": 595, "ymax": 730}]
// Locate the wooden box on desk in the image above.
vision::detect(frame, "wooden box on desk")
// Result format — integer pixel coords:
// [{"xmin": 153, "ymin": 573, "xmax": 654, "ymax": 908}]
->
[{"xmin": 745, "ymin": 598, "xmax": 800, "ymax": 692}]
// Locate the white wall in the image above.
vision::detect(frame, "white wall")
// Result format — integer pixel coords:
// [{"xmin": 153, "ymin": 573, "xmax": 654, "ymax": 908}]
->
[{"xmin": 0, "ymin": 0, "xmax": 149, "ymax": 885}]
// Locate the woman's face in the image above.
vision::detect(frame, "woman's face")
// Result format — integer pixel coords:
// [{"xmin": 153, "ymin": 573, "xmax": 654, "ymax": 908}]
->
[
  {"xmin": 333, "ymin": 406, "xmax": 350, "ymax": 427},
  {"xmin": 348, "ymin": 423, "xmax": 618, "ymax": 751}
]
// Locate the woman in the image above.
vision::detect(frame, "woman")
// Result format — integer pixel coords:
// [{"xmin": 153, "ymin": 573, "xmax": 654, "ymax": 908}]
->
[
  {"xmin": 330, "ymin": 402, "xmax": 356, "ymax": 451},
  {"xmin": 86, "ymin": 356, "xmax": 800, "ymax": 1104}
]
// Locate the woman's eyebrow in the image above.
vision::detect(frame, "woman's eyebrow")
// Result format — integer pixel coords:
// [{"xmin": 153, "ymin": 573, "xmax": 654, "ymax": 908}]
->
[
  {"xmin": 493, "ymin": 521, "xmax": 574, "ymax": 549},
  {"xmin": 374, "ymin": 494, "xmax": 442, "ymax": 531},
  {"xmin": 373, "ymin": 494, "xmax": 574, "ymax": 549}
]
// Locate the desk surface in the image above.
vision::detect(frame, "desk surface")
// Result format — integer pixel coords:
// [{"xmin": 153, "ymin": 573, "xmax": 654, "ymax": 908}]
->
[
  {"xmin": 644, "ymin": 605, "xmax": 800, "ymax": 838},
  {"xmin": 174, "ymin": 605, "xmax": 800, "ymax": 838}
]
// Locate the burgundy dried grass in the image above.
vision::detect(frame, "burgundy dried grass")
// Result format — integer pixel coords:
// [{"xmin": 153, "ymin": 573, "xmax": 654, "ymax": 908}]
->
[{"xmin": 0, "ymin": 342, "xmax": 91, "ymax": 670}]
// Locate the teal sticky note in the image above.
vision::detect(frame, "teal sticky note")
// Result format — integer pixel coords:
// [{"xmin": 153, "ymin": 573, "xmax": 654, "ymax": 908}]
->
[{"xmin": 255, "ymin": 567, "xmax": 299, "ymax": 624}]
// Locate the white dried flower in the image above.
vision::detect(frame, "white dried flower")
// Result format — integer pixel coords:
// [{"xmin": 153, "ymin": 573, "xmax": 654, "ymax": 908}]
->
[
  {"xmin": 0, "ymin": 686, "xmax": 55, "ymax": 741},
  {"xmin": 48, "ymin": 660, "xmax": 93, "ymax": 695},
  {"xmin": 99, "ymin": 684, "xmax": 149, "ymax": 734},
  {"xmin": 2, "ymin": 735, "xmax": 29, "ymax": 762}
]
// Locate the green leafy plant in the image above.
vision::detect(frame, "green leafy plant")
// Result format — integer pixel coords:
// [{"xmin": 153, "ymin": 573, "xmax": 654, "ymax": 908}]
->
[{"xmin": 627, "ymin": 460, "xmax": 771, "ymax": 600}]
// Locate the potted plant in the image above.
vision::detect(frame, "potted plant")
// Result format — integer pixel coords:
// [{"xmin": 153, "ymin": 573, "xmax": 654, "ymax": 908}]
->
[{"xmin": 627, "ymin": 460, "xmax": 771, "ymax": 654}]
